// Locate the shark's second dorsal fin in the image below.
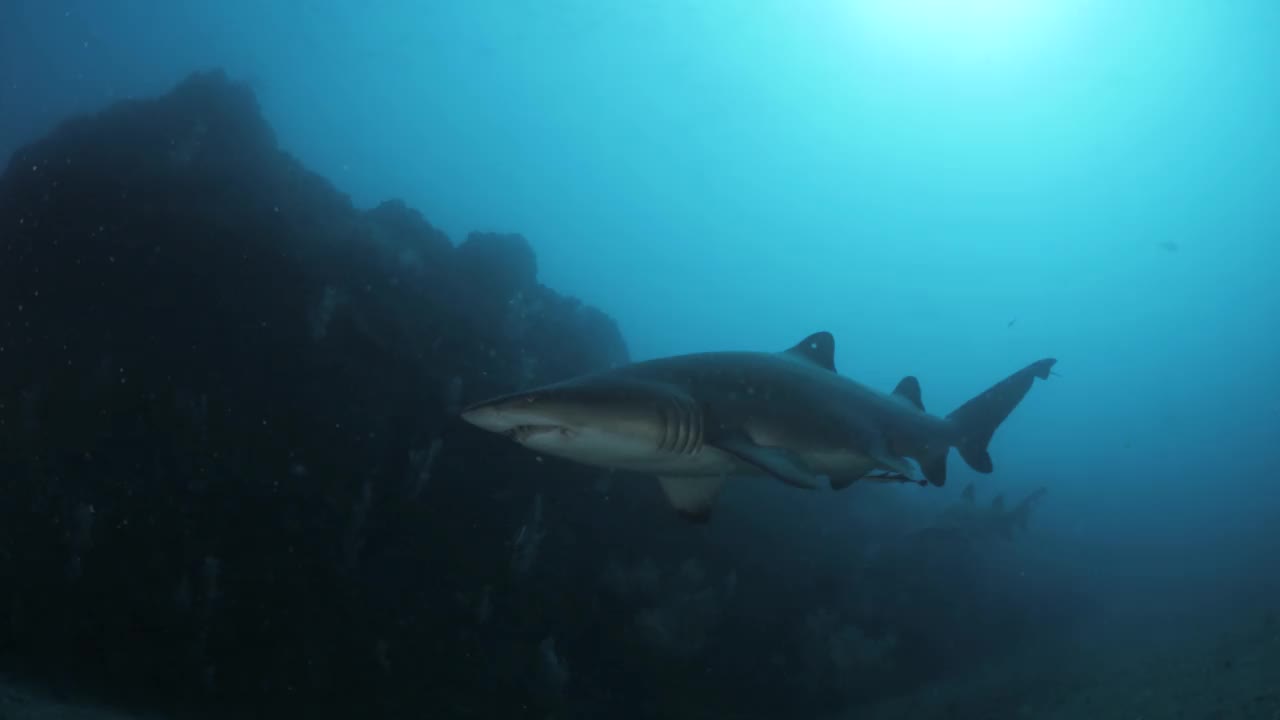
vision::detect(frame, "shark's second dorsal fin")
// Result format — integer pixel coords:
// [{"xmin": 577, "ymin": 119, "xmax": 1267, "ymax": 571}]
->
[
  {"xmin": 782, "ymin": 331, "xmax": 836, "ymax": 372},
  {"xmin": 892, "ymin": 376, "xmax": 924, "ymax": 411}
]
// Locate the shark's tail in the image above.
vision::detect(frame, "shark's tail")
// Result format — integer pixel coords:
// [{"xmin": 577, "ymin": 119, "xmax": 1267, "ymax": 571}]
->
[{"xmin": 946, "ymin": 358, "xmax": 1057, "ymax": 474}]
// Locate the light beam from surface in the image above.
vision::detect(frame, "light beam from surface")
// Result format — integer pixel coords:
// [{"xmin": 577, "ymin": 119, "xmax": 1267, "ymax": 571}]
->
[{"xmin": 845, "ymin": 0, "xmax": 1067, "ymax": 69}]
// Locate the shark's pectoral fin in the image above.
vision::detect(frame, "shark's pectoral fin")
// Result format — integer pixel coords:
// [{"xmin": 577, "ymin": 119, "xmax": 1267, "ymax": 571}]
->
[
  {"xmin": 712, "ymin": 433, "xmax": 821, "ymax": 489},
  {"xmin": 830, "ymin": 475, "xmax": 859, "ymax": 491},
  {"xmin": 657, "ymin": 476, "xmax": 725, "ymax": 523}
]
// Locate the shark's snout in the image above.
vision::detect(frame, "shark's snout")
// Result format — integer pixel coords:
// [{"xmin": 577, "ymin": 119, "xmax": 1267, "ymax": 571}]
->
[
  {"xmin": 460, "ymin": 380, "xmax": 684, "ymax": 468},
  {"xmin": 458, "ymin": 402, "xmax": 513, "ymax": 433},
  {"xmin": 459, "ymin": 392, "xmax": 572, "ymax": 440}
]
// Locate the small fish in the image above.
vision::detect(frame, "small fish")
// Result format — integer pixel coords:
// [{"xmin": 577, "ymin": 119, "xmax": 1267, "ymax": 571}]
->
[
  {"xmin": 1157, "ymin": 240, "xmax": 1179, "ymax": 253},
  {"xmin": 1007, "ymin": 318, "xmax": 1017, "ymax": 328}
]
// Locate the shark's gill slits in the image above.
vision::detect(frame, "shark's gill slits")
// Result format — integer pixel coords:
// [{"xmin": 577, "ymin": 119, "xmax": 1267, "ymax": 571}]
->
[
  {"xmin": 664, "ymin": 399, "xmax": 680, "ymax": 454},
  {"xmin": 683, "ymin": 401, "xmax": 701, "ymax": 455},
  {"xmin": 683, "ymin": 397, "xmax": 704, "ymax": 455},
  {"xmin": 691, "ymin": 399, "xmax": 711, "ymax": 450},
  {"xmin": 655, "ymin": 403, "xmax": 670, "ymax": 452},
  {"xmin": 658, "ymin": 396, "xmax": 703, "ymax": 455},
  {"xmin": 657, "ymin": 399, "xmax": 676, "ymax": 454},
  {"xmin": 675, "ymin": 399, "xmax": 691, "ymax": 454}
]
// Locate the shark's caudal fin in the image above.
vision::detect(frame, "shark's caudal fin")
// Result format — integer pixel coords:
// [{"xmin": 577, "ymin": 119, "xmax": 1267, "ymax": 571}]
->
[{"xmin": 946, "ymin": 358, "xmax": 1057, "ymax": 474}]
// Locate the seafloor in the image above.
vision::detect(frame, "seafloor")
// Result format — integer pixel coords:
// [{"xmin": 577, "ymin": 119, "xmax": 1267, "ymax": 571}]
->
[
  {"xmin": 855, "ymin": 611, "xmax": 1280, "ymax": 720},
  {"xmin": 3, "ymin": 611, "xmax": 1276, "ymax": 719}
]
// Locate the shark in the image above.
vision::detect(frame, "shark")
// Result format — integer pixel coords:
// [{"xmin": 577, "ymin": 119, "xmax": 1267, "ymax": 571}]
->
[{"xmin": 460, "ymin": 331, "xmax": 1056, "ymax": 521}]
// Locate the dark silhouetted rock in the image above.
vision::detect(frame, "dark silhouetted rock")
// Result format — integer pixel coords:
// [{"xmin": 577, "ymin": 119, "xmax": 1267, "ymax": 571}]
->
[
  {"xmin": 457, "ymin": 231, "xmax": 538, "ymax": 298},
  {"xmin": 0, "ymin": 69, "xmax": 629, "ymax": 718},
  {"xmin": 365, "ymin": 198, "xmax": 453, "ymax": 261}
]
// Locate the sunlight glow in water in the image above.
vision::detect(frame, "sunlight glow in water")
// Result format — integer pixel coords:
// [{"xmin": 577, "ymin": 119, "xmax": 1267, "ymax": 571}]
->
[{"xmin": 850, "ymin": 0, "xmax": 1063, "ymax": 67}]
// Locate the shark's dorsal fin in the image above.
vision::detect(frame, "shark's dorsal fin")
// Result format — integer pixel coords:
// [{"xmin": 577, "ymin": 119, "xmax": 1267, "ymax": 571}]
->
[
  {"xmin": 892, "ymin": 376, "xmax": 924, "ymax": 411},
  {"xmin": 961, "ymin": 483, "xmax": 975, "ymax": 503},
  {"xmin": 782, "ymin": 331, "xmax": 836, "ymax": 372},
  {"xmin": 991, "ymin": 494, "xmax": 1005, "ymax": 511}
]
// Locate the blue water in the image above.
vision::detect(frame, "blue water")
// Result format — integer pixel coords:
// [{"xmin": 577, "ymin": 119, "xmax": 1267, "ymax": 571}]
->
[{"xmin": 3, "ymin": 1, "xmax": 1278, "ymax": 716}]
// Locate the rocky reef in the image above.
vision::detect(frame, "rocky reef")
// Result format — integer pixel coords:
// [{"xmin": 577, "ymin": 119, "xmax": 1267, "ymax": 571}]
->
[{"xmin": 0, "ymin": 70, "xmax": 632, "ymax": 718}]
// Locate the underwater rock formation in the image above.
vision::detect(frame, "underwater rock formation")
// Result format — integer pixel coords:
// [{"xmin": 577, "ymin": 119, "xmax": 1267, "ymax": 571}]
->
[
  {"xmin": 0, "ymin": 69, "xmax": 627, "ymax": 717},
  {"xmin": 604, "ymin": 556, "xmax": 734, "ymax": 659}
]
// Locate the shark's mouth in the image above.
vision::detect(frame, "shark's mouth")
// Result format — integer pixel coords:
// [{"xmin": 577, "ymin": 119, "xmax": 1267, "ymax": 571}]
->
[{"xmin": 504, "ymin": 425, "xmax": 574, "ymax": 443}]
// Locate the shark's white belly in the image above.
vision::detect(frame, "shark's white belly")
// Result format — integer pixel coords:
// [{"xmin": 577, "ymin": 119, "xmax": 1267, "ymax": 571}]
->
[
  {"xmin": 804, "ymin": 450, "xmax": 879, "ymax": 479},
  {"xmin": 608, "ymin": 446, "xmax": 880, "ymax": 483},
  {"xmin": 526, "ymin": 423, "xmax": 883, "ymax": 483},
  {"xmin": 610, "ymin": 446, "xmax": 741, "ymax": 476}
]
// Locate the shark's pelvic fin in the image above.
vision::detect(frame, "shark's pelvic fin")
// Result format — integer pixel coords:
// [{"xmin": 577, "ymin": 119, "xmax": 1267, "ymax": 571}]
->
[
  {"xmin": 781, "ymin": 331, "xmax": 837, "ymax": 372},
  {"xmin": 871, "ymin": 451, "xmax": 922, "ymax": 483},
  {"xmin": 657, "ymin": 475, "xmax": 725, "ymax": 522},
  {"xmin": 891, "ymin": 376, "xmax": 925, "ymax": 411},
  {"xmin": 713, "ymin": 431, "xmax": 821, "ymax": 489},
  {"xmin": 917, "ymin": 444, "xmax": 948, "ymax": 487},
  {"xmin": 869, "ymin": 434, "xmax": 921, "ymax": 481},
  {"xmin": 947, "ymin": 358, "xmax": 1057, "ymax": 474}
]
